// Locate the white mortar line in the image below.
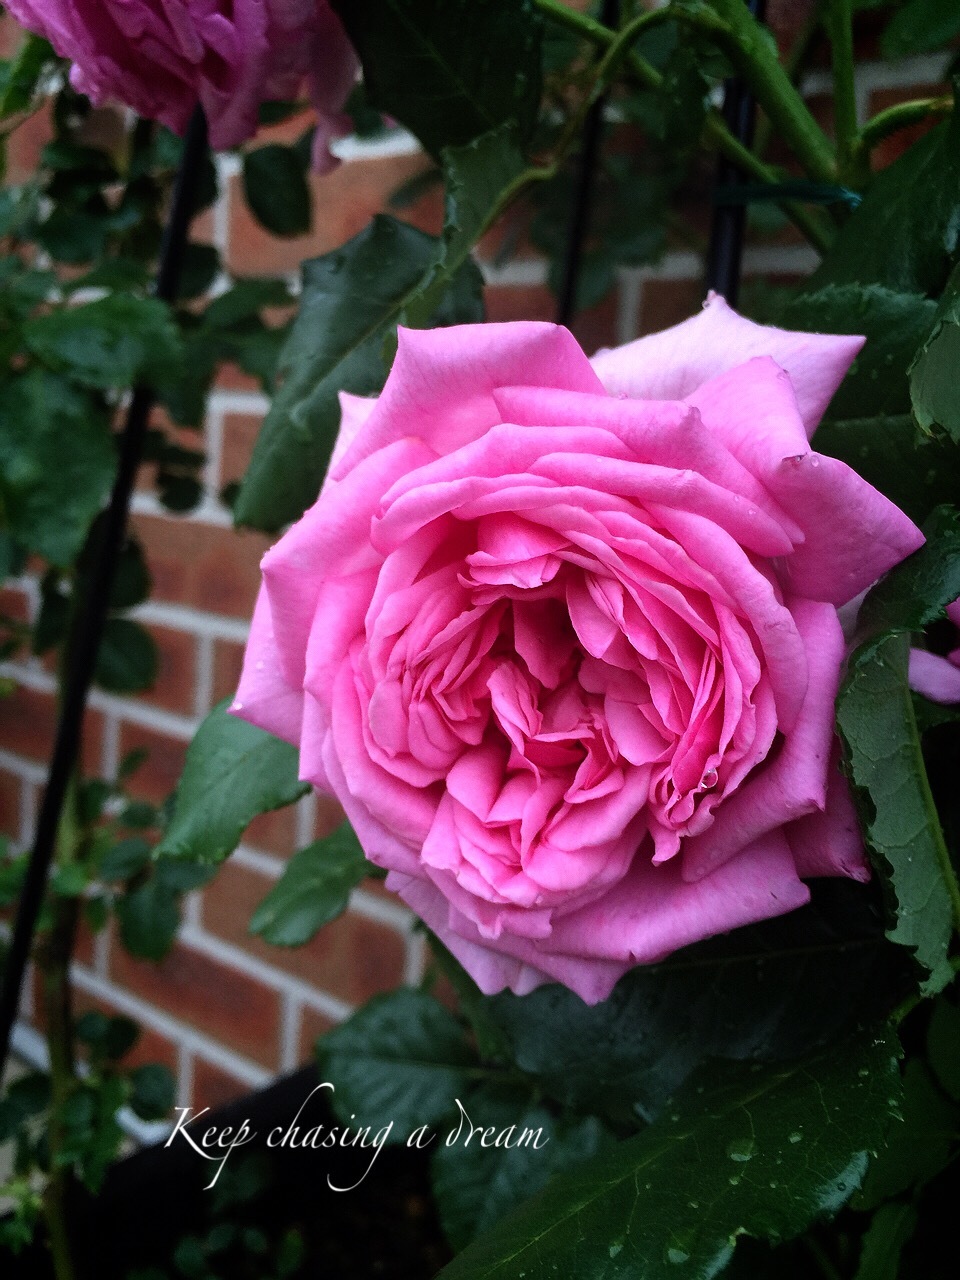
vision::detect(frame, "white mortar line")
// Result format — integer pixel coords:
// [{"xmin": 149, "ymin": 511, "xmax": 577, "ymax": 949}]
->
[
  {"xmin": 100, "ymin": 712, "xmax": 121, "ymax": 782},
  {"xmin": 404, "ymin": 930, "xmax": 428, "ymax": 987},
  {"xmin": 177, "ymin": 923, "xmax": 354, "ymax": 1024},
  {"xmin": 202, "ymin": 399, "xmax": 226, "ymax": 506},
  {"xmin": 279, "ymin": 992, "xmax": 301, "ymax": 1073},
  {"xmin": 69, "ymin": 965, "xmax": 272, "ymax": 1089},
  {"xmin": 480, "ymin": 259, "xmax": 548, "ymax": 288},
  {"xmin": 232, "ymin": 843, "xmax": 288, "ymax": 879},
  {"xmin": 131, "ymin": 490, "xmax": 234, "ymax": 528},
  {"xmin": 295, "ymin": 791, "xmax": 317, "ymax": 848},
  {"xmin": 331, "ymin": 128, "xmax": 420, "ymax": 162},
  {"xmin": 131, "ymin": 601, "xmax": 251, "ymax": 644},
  {"xmin": 0, "ymin": 747, "xmax": 48, "ymax": 787},
  {"xmin": 348, "ymin": 887, "xmax": 416, "ymax": 934},
  {"xmin": 194, "ymin": 633, "xmax": 216, "ymax": 718},
  {"xmin": 616, "ymin": 271, "xmax": 643, "ymax": 345},
  {"xmin": 207, "ymin": 388, "xmax": 271, "ymax": 416},
  {"xmin": 177, "ymin": 1045, "xmax": 194, "ymax": 1110}
]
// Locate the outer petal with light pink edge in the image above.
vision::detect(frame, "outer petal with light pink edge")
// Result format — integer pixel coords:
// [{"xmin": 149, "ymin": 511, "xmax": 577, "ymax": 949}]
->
[
  {"xmin": 590, "ymin": 292, "xmax": 863, "ymax": 435},
  {"xmin": 331, "ymin": 322, "xmax": 605, "ymax": 480},
  {"xmin": 909, "ymin": 650, "xmax": 960, "ymax": 704},
  {"xmin": 686, "ymin": 358, "xmax": 925, "ymax": 604},
  {"xmin": 786, "ymin": 745, "xmax": 870, "ymax": 882},
  {"xmin": 230, "ymin": 589, "xmax": 304, "ymax": 746}
]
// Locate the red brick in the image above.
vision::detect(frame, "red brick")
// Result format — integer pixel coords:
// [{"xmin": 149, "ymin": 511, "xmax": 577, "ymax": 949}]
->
[
  {"xmin": 138, "ymin": 624, "xmax": 197, "ymax": 716},
  {"xmin": 244, "ymin": 803, "xmax": 300, "ymax": 857},
  {"xmin": 226, "ymin": 153, "xmax": 440, "ymax": 277},
  {"xmin": 5, "ymin": 100, "xmax": 52, "ymax": 185},
  {"xmin": 0, "ymin": 585, "xmax": 32, "ymax": 625},
  {"xmin": 192, "ymin": 1056, "xmax": 254, "ymax": 1111},
  {"xmin": 116, "ymin": 723, "xmax": 188, "ymax": 807},
  {"xmin": 110, "ymin": 937, "xmax": 282, "ymax": 1069},
  {"xmin": 212, "ymin": 639, "xmax": 246, "ymax": 707},
  {"xmin": 298, "ymin": 1006, "xmax": 337, "ymax": 1062},
  {"xmin": 0, "ymin": 684, "xmax": 103, "ymax": 773},
  {"xmin": 201, "ymin": 861, "xmax": 407, "ymax": 1005},
  {"xmin": 220, "ymin": 412, "xmax": 267, "ymax": 491},
  {"xmin": 484, "ymin": 280, "xmax": 618, "ymax": 354},
  {"xmin": 637, "ymin": 277, "xmax": 704, "ymax": 337},
  {"xmin": 0, "ymin": 769, "xmax": 22, "ymax": 841},
  {"xmin": 131, "ymin": 513, "xmax": 271, "ymax": 620},
  {"xmin": 213, "ymin": 361, "xmax": 263, "ymax": 394}
]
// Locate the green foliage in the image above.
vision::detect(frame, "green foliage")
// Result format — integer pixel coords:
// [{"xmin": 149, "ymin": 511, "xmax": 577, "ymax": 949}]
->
[
  {"xmin": 250, "ymin": 822, "xmax": 373, "ymax": 946},
  {"xmin": 242, "ymin": 144, "xmax": 312, "ymax": 238},
  {"xmin": 332, "ymin": 0, "xmax": 543, "ymax": 159},
  {"xmin": 807, "ymin": 84, "xmax": 960, "ymax": 296},
  {"xmin": 316, "ymin": 989, "xmax": 477, "ymax": 1139},
  {"xmin": 158, "ymin": 700, "xmax": 309, "ymax": 864},
  {"xmin": 910, "ymin": 260, "xmax": 960, "ymax": 441},
  {"xmin": 234, "ymin": 216, "xmax": 484, "ymax": 530},
  {"xmin": 437, "ymin": 1027, "xmax": 902, "ymax": 1280},
  {"xmin": 880, "ymin": 0, "xmax": 960, "ymax": 58}
]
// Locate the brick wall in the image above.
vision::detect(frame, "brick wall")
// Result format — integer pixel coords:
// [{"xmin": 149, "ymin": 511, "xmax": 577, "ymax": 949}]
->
[{"xmin": 0, "ymin": 5, "xmax": 951, "ymax": 1116}]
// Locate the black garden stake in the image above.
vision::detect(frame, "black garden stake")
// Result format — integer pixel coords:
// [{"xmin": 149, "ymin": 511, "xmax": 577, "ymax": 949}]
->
[{"xmin": 0, "ymin": 107, "xmax": 210, "ymax": 1081}]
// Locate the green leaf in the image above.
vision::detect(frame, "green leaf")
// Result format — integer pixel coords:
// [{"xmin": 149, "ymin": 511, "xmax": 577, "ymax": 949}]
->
[
  {"xmin": 405, "ymin": 124, "xmax": 526, "ymax": 327},
  {"xmin": 837, "ymin": 632, "xmax": 958, "ymax": 994},
  {"xmin": 856, "ymin": 505, "xmax": 960, "ymax": 638},
  {"xmin": 855, "ymin": 1059, "xmax": 959, "ymax": 1208},
  {"xmin": 853, "ymin": 1202, "xmax": 918, "ymax": 1280},
  {"xmin": 234, "ymin": 216, "xmax": 483, "ymax": 531},
  {"xmin": 807, "ymin": 85, "xmax": 960, "ymax": 295},
  {"xmin": 910, "ymin": 259, "xmax": 960, "ymax": 441},
  {"xmin": 249, "ymin": 822, "xmax": 371, "ymax": 946},
  {"xmin": 316, "ymin": 989, "xmax": 475, "ymax": 1140},
  {"xmin": 0, "ymin": 35, "xmax": 56, "ymax": 118},
  {"xmin": 927, "ymin": 995, "xmax": 960, "ymax": 1101},
  {"xmin": 432, "ymin": 1089, "xmax": 610, "ymax": 1251},
  {"xmin": 781, "ymin": 284, "xmax": 937, "ymax": 421},
  {"xmin": 880, "ymin": 0, "xmax": 960, "ymax": 58},
  {"xmin": 23, "ymin": 295, "xmax": 182, "ymax": 390},
  {"xmin": 813, "ymin": 414, "xmax": 960, "ymax": 526},
  {"xmin": 0, "ymin": 370, "xmax": 116, "ymax": 566},
  {"xmin": 94, "ymin": 618, "xmax": 159, "ymax": 694},
  {"xmin": 479, "ymin": 882, "xmax": 904, "ymax": 1125},
  {"xmin": 157, "ymin": 699, "xmax": 309, "ymax": 863},
  {"xmin": 437, "ymin": 1028, "xmax": 902, "ymax": 1280},
  {"xmin": 129, "ymin": 1063, "xmax": 175, "ymax": 1122},
  {"xmin": 242, "ymin": 145, "xmax": 312, "ymax": 238},
  {"xmin": 331, "ymin": 0, "xmax": 543, "ymax": 158},
  {"xmin": 115, "ymin": 875, "xmax": 180, "ymax": 961},
  {"xmin": 98, "ymin": 837, "xmax": 152, "ymax": 882}
]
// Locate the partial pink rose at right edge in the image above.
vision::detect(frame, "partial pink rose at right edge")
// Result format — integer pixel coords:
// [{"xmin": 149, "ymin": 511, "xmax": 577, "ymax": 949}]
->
[{"xmin": 910, "ymin": 599, "xmax": 960, "ymax": 704}]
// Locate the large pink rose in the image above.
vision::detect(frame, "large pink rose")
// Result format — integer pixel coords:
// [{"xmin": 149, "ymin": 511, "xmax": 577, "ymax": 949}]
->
[
  {"xmin": 910, "ymin": 599, "xmax": 960, "ymax": 703},
  {"xmin": 5, "ymin": 0, "xmax": 357, "ymax": 164},
  {"xmin": 232, "ymin": 297, "xmax": 924, "ymax": 1004}
]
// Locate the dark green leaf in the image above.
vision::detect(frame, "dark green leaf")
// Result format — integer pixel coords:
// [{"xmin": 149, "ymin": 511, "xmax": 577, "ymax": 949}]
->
[
  {"xmin": 910, "ymin": 259, "xmax": 960, "ymax": 441},
  {"xmin": 332, "ymin": 0, "xmax": 542, "ymax": 158},
  {"xmin": 927, "ymin": 995, "xmax": 960, "ymax": 1100},
  {"xmin": 99, "ymin": 837, "xmax": 152, "ymax": 882},
  {"xmin": 109, "ymin": 536, "xmax": 151, "ymax": 610},
  {"xmin": 317, "ymin": 989, "xmax": 475, "ymax": 1140},
  {"xmin": 880, "ymin": 0, "xmax": 960, "ymax": 58},
  {"xmin": 0, "ymin": 370, "xmax": 116, "ymax": 565},
  {"xmin": 480, "ymin": 882, "xmax": 903, "ymax": 1125},
  {"xmin": 242, "ymin": 145, "xmax": 312, "ymax": 238},
  {"xmin": 432, "ymin": 1089, "xmax": 610, "ymax": 1251},
  {"xmin": 856, "ymin": 506, "xmax": 960, "ymax": 638},
  {"xmin": 437, "ymin": 1028, "xmax": 902, "ymax": 1280},
  {"xmin": 853, "ymin": 1202, "xmax": 918, "ymax": 1280},
  {"xmin": 405, "ymin": 124, "xmax": 526, "ymax": 326},
  {"xmin": 205, "ymin": 279, "xmax": 292, "ymax": 329},
  {"xmin": 129, "ymin": 1063, "xmax": 175, "ymax": 1121},
  {"xmin": 157, "ymin": 699, "xmax": 309, "ymax": 863},
  {"xmin": 234, "ymin": 216, "xmax": 483, "ymax": 530},
  {"xmin": 177, "ymin": 243, "xmax": 221, "ymax": 301},
  {"xmin": 95, "ymin": 618, "xmax": 158, "ymax": 694},
  {"xmin": 23, "ymin": 295, "xmax": 182, "ymax": 390},
  {"xmin": 31, "ymin": 573, "xmax": 70, "ymax": 655},
  {"xmin": 115, "ymin": 875, "xmax": 180, "ymax": 961},
  {"xmin": 813, "ymin": 414, "xmax": 960, "ymax": 526},
  {"xmin": 781, "ymin": 285, "xmax": 936, "ymax": 421},
  {"xmin": 837, "ymin": 632, "xmax": 957, "ymax": 993},
  {"xmin": 855, "ymin": 1059, "xmax": 959, "ymax": 1208},
  {"xmin": 250, "ymin": 822, "xmax": 371, "ymax": 946},
  {"xmin": 807, "ymin": 85, "xmax": 960, "ymax": 295}
]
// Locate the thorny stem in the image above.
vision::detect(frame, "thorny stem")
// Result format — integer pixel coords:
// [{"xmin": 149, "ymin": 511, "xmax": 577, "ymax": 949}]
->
[
  {"xmin": 857, "ymin": 94, "xmax": 953, "ymax": 155},
  {"xmin": 533, "ymin": 0, "xmax": 833, "ymax": 252}
]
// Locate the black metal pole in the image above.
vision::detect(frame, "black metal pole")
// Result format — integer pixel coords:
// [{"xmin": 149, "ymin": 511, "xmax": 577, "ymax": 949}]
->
[
  {"xmin": 556, "ymin": 0, "xmax": 620, "ymax": 326},
  {"xmin": 0, "ymin": 106, "xmax": 209, "ymax": 1080},
  {"xmin": 704, "ymin": 0, "xmax": 766, "ymax": 304}
]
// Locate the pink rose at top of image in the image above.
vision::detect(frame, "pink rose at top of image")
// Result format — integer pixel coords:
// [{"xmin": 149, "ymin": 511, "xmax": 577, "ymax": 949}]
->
[
  {"xmin": 232, "ymin": 296, "xmax": 925, "ymax": 1004},
  {"xmin": 4, "ymin": 0, "xmax": 358, "ymax": 164},
  {"xmin": 910, "ymin": 599, "xmax": 960, "ymax": 704}
]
